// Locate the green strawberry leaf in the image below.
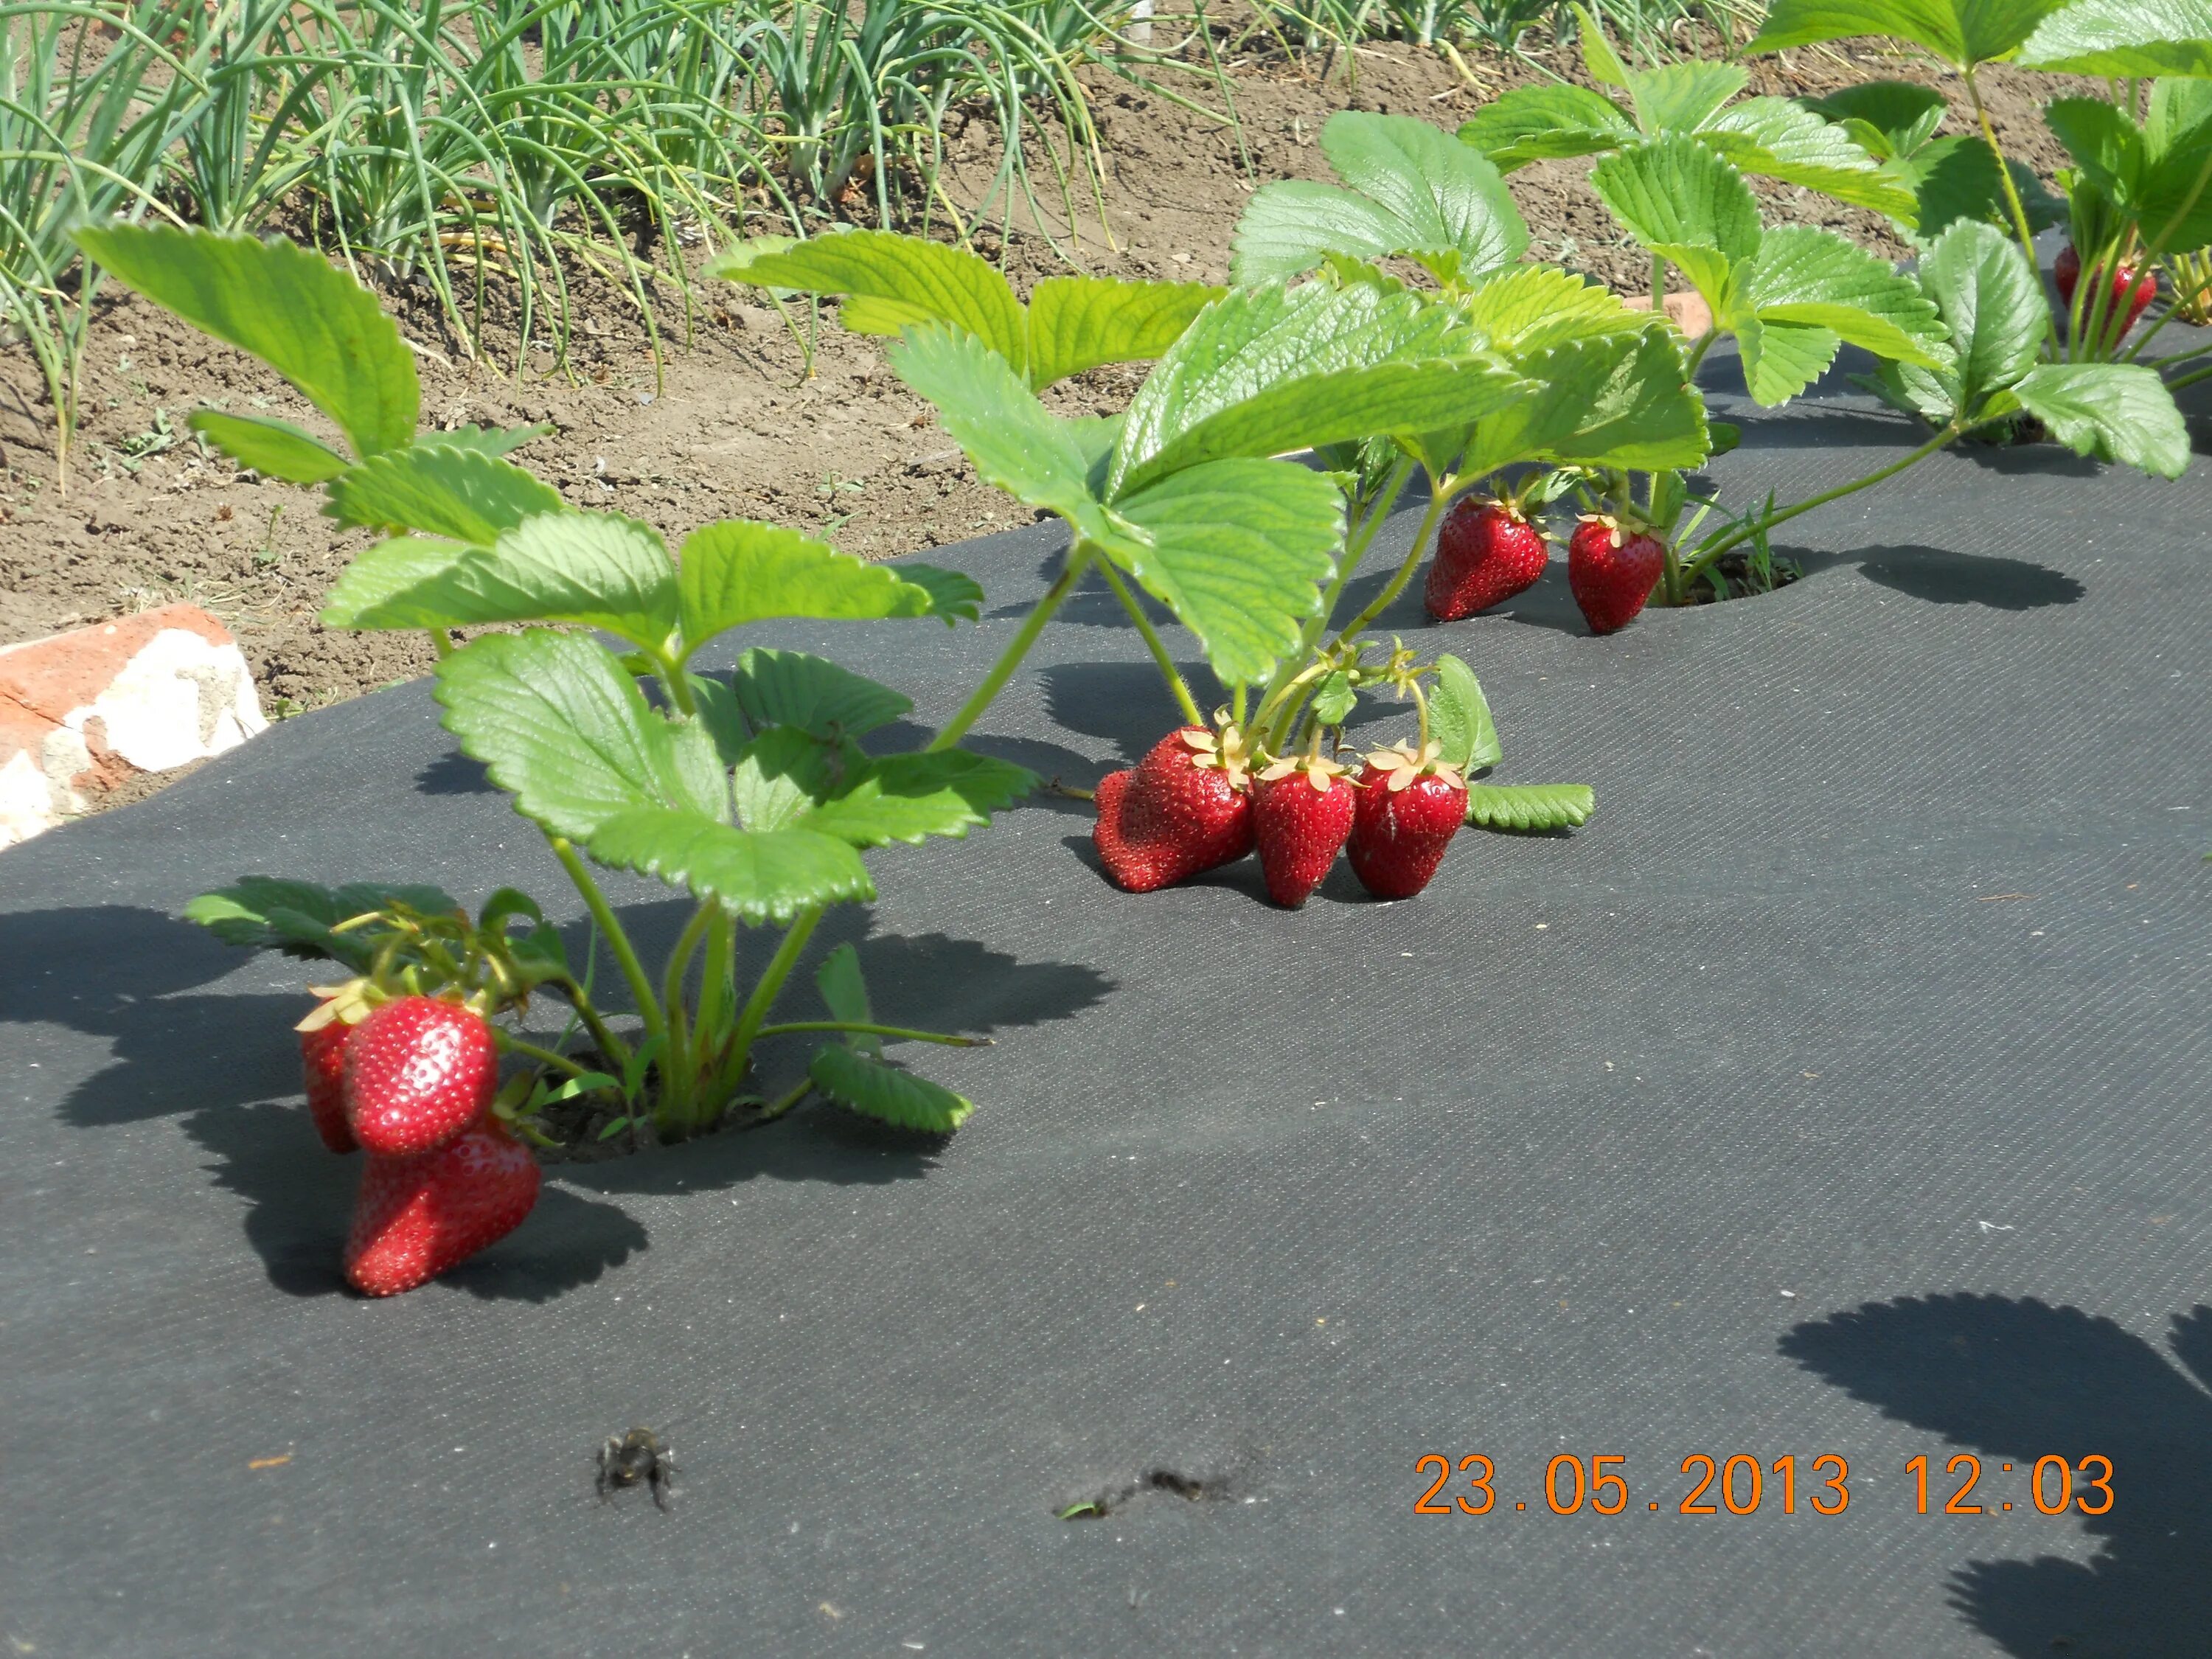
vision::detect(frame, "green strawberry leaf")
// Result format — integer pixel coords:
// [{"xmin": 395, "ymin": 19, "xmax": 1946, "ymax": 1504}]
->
[
  {"xmin": 708, "ymin": 229, "xmax": 1027, "ymax": 369},
  {"xmin": 1456, "ymin": 83, "xmax": 1636, "ymax": 171},
  {"xmin": 1024, "ymin": 276, "xmax": 1222, "ymax": 389},
  {"xmin": 1111, "ymin": 282, "xmax": 1484, "ymax": 496},
  {"xmin": 1311, "ymin": 669, "xmax": 1357, "ymax": 727},
  {"xmin": 887, "ymin": 324, "xmax": 1131, "ymax": 549},
  {"xmin": 187, "ymin": 411, "xmax": 349, "ymax": 484},
  {"xmin": 806, "ymin": 751, "xmax": 1037, "ymax": 848},
  {"xmin": 422, "ymin": 422, "xmax": 552, "ymax": 459},
  {"xmin": 1802, "ymin": 82, "xmax": 1950, "ymax": 160},
  {"xmin": 324, "ymin": 444, "xmax": 566, "ymax": 543},
  {"xmin": 1916, "ymin": 220, "xmax": 2042, "ymax": 414},
  {"xmin": 184, "ymin": 877, "xmax": 462, "ymax": 965},
  {"xmin": 585, "ymin": 807, "xmax": 874, "ymax": 925},
  {"xmin": 815, "ymin": 942, "xmax": 880, "ymax": 1057},
  {"xmin": 889, "ymin": 563, "xmax": 984, "ymax": 626},
  {"xmin": 807, "ymin": 1043, "xmax": 974, "ymax": 1132},
  {"xmin": 1749, "ymin": 0, "xmax": 2072, "ymax": 70},
  {"xmin": 1697, "ymin": 98, "xmax": 1919, "ymax": 220},
  {"xmin": 74, "ymin": 224, "xmax": 417, "ymax": 458},
  {"xmin": 729, "ymin": 647, "xmax": 913, "ymax": 740},
  {"xmin": 1231, "ymin": 111, "xmax": 1530, "ymax": 286},
  {"xmin": 1457, "ymin": 266, "xmax": 1651, "ymax": 361},
  {"xmin": 731, "ymin": 727, "xmax": 846, "ymax": 833},
  {"xmin": 2020, "ymin": 0, "xmax": 2212, "ymax": 77},
  {"xmin": 2011, "ymin": 364, "xmax": 2189, "ymax": 478},
  {"xmin": 324, "ymin": 511, "xmax": 681, "ymax": 651},
  {"xmin": 1590, "ymin": 135, "xmax": 1764, "ymax": 263},
  {"xmin": 1461, "ymin": 328, "xmax": 1711, "ymax": 477},
  {"xmin": 1108, "ymin": 457, "xmax": 1346, "ymax": 688},
  {"xmin": 1627, "ymin": 59, "xmax": 1750, "ymax": 133},
  {"xmin": 435, "ymin": 630, "xmax": 723, "ymax": 840},
  {"xmin": 1464, "ymin": 782, "xmax": 1595, "ymax": 831},
  {"xmin": 1428, "ymin": 653, "xmax": 1502, "ymax": 773},
  {"xmin": 677, "ymin": 518, "xmax": 946, "ymax": 657}
]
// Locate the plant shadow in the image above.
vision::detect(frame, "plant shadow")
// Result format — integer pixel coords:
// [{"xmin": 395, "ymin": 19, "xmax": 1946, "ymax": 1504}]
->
[
  {"xmin": 1854, "ymin": 545, "xmax": 2087, "ymax": 610},
  {"xmin": 1783, "ymin": 1293, "xmax": 2212, "ymax": 1656},
  {"xmin": 184, "ymin": 1101, "xmax": 647, "ymax": 1302},
  {"xmin": 414, "ymin": 750, "xmax": 498, "ymax": 796},
  {"xmin": 1040, "ymin": 660, "xmax": 1221, "ymax": 762}
]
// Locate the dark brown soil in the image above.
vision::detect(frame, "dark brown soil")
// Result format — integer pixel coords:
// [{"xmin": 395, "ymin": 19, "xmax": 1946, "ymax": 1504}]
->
[{"xmin": 0, "ymin": 32, "xmax": 2081, "ymax": 740}]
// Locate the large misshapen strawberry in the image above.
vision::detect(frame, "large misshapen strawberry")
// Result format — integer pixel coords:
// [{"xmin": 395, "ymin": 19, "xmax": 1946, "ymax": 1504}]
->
[
  {"xmin": 1253, "ymin": 751, "xmax": 1355, "ymax": 908},
  {"xmin": 343, "ymin": 994, "xmax": 498, "ymax": 1157},
  {"xmin": 1347, "ymin": 742, "xmax": 1469, "ymax": 901},
  {"xmin": 1091, "ymin": 725, "xmax": 1254, "ymax": 893},
  {"xmin": 1426, "ymin": 496, "xmax": 1549, "ymax": 621},
  {"xmin": 1568, "ymin": 514, "xmax": 1665, "ymax": 636},
  {"xmin": 344, "ymin": 1121, "xmax": 542, "ymax": 1297}
]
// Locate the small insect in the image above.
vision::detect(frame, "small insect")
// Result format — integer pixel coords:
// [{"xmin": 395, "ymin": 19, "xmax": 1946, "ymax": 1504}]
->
[{"xmin": 596, "ymin": 1427, "xmax": 676, "ymax": 1510}]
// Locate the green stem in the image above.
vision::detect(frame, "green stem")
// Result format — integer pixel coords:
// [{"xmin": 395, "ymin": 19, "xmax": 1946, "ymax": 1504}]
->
[
  {"xmin": 550, "ymin": 836, "xmax": 665, "ymax": 1043},
  {"xmin": 1964, "ymin": 67, "xmax": 2056, "ymax": 354},
  {"xmin": 545, "ymin": 979, "xmax": 631, "ymax": 1071},
  {"xmin": 928, "ymin": 543, "xmax": 1093, "ymax": 751},
  {"xmin": 1649, "ymin": 251, "xmax": 1666, "ymax": 316},
  {"xmin": 501, "ymin": 1034, "xmax": 594, "ymax": 1079},
  {"xmin": 1682, "ymin": 423, "xmax": 1966, "ymax": 576},
  {"xmin": 660, "ymin": 903, "xmax": 716, "ymax": 1034},
  {"xmin": 720, "ymin": 906, "xmax": 822, "ymax": 1093},
  {"xmin": 658, "ymin": 650, "xmax": 698, "ymax": 717},
  {"xmin": 755, "ymin": 1020, "xmax": 990, "ymax": 1047},
  {"xmin": 695, "ymin": 907, "xmax": 734, "ymax": 1046},
  {"xmin": 1096, "ymin": 559, "xmax": 1203, "ymax": 726},
  {"xmin": 751, "ymin": 1075, "xmax": 814, "ymax": 1127},
  {"xmin": 1256, "ymin": 456, "xmax": 1414, "ymax": 718},
  {"xmin": 1330, "ymin": 479, "xmax": 1454, "ymax": 650},
  {"xmin": 2163, "ymin": 358, "xmax": 2212, "ymax": 392}
]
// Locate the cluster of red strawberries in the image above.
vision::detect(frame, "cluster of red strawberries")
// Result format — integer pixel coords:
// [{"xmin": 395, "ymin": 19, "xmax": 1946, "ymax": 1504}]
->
[
  {"xmin": 300, "ymin": 993, "xmax": 540, "ymax": 1296},
  {"xmin": 1425, "ymin": 495, "xmax": 1663, "ymax": 635},
  {"xmin": 1093, "ymin": 724, "xmax": 1468, "ymax": 907},
  {"xmin": 2054, "ymin": 243, "xmax": 2157, "ymax": 337}
]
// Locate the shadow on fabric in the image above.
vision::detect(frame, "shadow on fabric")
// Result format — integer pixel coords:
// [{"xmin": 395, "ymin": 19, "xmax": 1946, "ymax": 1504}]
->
[
  {"xmin": 1782, "ymin": 1294, "xmax": 2212, "ymax": 1658},
  {"xmin": 1855, "ymin": 546, "xmax": 2087, "ymax": 610}
]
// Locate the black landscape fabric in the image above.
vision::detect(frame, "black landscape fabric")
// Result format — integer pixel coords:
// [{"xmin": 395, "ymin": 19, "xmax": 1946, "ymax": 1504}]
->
[{"xmin": 3, "ymin": 363, "xmax": 2210, "ymax": 1658}]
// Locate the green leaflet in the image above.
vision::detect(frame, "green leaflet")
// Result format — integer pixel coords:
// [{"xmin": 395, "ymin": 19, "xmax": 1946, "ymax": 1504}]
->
[
  {"xmin": 1428, "ymin": 655, "xmax": 1502, "ymax": 774},
  {"xmin": 587, "ymin": 807, "xmax": 874, "ymax": 926},
  {"xmin": 1464, "ymin": 783, "xmax": 1596, "ymax": 832},
  {"xmin": 2021, "ymin": 0, "xmax": 2212, "ymax": 76},
  {"xmin": 187, "ymin": 411, "xmax": 349, "ymax": 484},
  {"xmin": 1110, "ymin": 459, "xmax": 1344, "ymax": 689},
  {"xmin": 2011, "ymin": 364, "xmax": 2189, "ymax": 478},
  {"xmin": 324, "ymin": 444, "xmax": 565, "ymax": 543},
  {"xmin": 327, "ymin": 512, "xmax": 680, "ymax": 650},
  {"xmin": 808, "ymin": 1043, "xmax": 974, "ymax": 1133},
  {"xmin": 76, "ymin": 224, "xmax": 417, "ymax": 459},
  {"xmin": 729, "ymin": 648, "xmax": 913, "ymax": 740},
  {"xmin": 434, "ymin": 631, "xmax": 726, "ymax": 841},
  {"xmin": 677, "ymin": 519, "xmax": 947, "ymax": 655},
  {"xmin": 1749, "ymin": 0, "xmax": 2072, "ymax": 69},
  {"xmin": 184, "ymin": 877, "xmax": 462, "ymax": 967},
  {"xmin": 1231, "ymin": 111, "xmax": 1531, "ymax": 285}
]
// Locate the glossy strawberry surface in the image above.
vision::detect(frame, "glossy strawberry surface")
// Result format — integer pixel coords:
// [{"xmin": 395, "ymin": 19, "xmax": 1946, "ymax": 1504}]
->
[
  {"xmin": 344, "ymin": 1122, "xmax": 541, "ymax": 1297},
  {"xmin": 1253, "ymin": 761, "xmax": 1355, "ymax": 908},
  {"xmin": 1568, "ymin": 517, "xmax": 1665, "ymax": 636},
  {"xmin": 1092, "ymin": 727, "xmax": 1253, "ymax": 892},
  {"xmin": 1425, "ymin": 498, "xmax": 1548, "ymax": 621},
  {"xmin": 343, "ymin": 995, "xmax": 498, "ymax": 1157},
  {"xmin": 1346, "ymin": 750, "xmax": 1469, "ymax": 901}
]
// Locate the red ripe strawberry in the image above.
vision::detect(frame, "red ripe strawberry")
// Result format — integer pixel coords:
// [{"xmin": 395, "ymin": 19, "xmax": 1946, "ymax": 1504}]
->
[
  {"xmin": 1568, "ymin": 515, "xmax": 1665, "ymax": 636},
  {"xmin": 344, "ymin": 1121, "xmax": 542, "ymax": 1297},
  {"xmin": 1091, "ymin": 725, "xmax": 1254, "ymax": 892},
  {"xmin": 1426, "ymin": 497, "xmax": 1549, "ymax": 621},
  {"xmin": 300, "ymin": 1019, "xmax": 358, "ymax": 1154},
  {"xmin": 343, "ymin": 995, "xmax": 498, "ymax": 1158},
  {"xmin": 2056, "ymin": 244, "xmax": 2155, "ymax": 336},
  {"xmin": 1253, "ymin": 752, "xmax": 1356, "ymax": 908},
  {"xmin": 1347, "ymin": 742, "xmax": 1469, "ymax": 901}
]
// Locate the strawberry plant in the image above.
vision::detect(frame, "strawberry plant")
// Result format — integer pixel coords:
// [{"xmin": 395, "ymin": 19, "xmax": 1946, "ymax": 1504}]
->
[
  {"xmin": 74, "ymin": 222, "xmax": 1082, "ymax": 1287},
  {"xmin": 711, "ymin": 204, "xmax": 1677, "ymax": 894}
]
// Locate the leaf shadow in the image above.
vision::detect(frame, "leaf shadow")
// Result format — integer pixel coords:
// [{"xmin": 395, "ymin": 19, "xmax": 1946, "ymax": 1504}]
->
[
  {"xmin": 414, "ymin": 749, "xmax": 498, "ymax": 796},
  {"xmin": 1040, "ymin": 660, "xmax": 1219, "ymax": 763},
  {"xmin": 1851, "ymin": 545, "xmax": 2086, "ymax": 610},
  {"xmin": 1782, "ymin": 1293, "xmax": 2212, "ymax": 1657}
]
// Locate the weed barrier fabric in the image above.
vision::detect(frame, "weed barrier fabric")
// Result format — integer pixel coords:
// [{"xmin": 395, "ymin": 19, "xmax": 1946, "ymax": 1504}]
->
[{"xmin": 4, "ymin": 371, "xmax": 2210, "ymax": 1658}]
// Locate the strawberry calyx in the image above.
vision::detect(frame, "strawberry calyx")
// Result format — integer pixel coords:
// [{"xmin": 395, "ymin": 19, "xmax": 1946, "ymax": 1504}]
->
[
  {"xmin": 1257, "ymin": 751, "xmax": 1349, "ymax": 793},
  {"xmin": 1180, "ymin": 717, "xmax": 1256, "ymax": 790},
  {"xmin": 1363, "ymin": 740, "xmax": 1467, "ymax": 793}
]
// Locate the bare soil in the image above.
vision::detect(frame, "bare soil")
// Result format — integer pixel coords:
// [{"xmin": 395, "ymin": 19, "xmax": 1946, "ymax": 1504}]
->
[{"xmin": 0, "ymin": 32, "xmax": 2079, "ymax": 734}]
